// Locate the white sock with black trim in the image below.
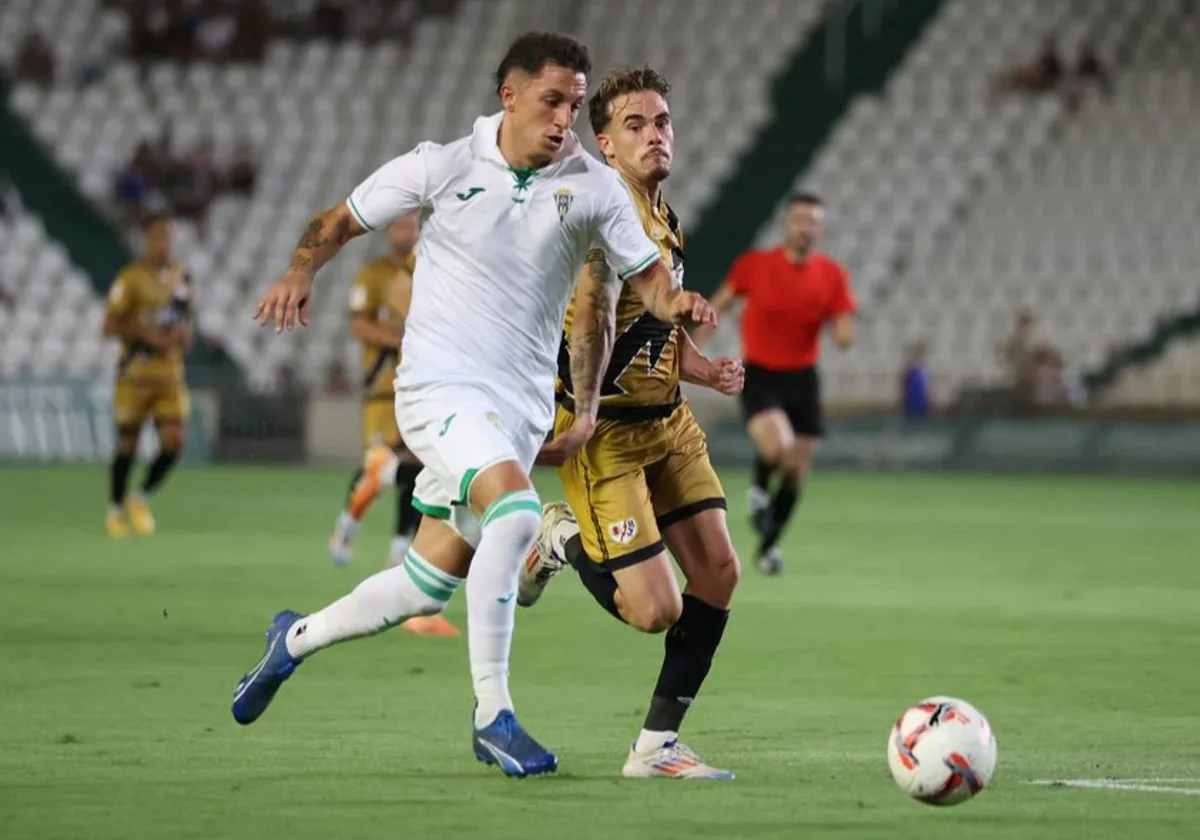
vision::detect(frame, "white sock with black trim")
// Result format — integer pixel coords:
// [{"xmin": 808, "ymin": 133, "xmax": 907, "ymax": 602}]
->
[
  {"xmin": 467, "ymin": 488, "xmax": 542, "ymax": 728},
  {"xmin": 286, "ymin": 549, "xmax": 462, "ymax": 659}
]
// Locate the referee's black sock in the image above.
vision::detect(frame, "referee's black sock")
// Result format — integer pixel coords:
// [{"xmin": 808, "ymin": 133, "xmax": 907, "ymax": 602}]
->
[
  {"xmin": 752, "ymin": 456, "xmax": 776, "ymax": 493},
  {"xmin": 564, "ymin": 534, "xmax": 625, "ymax": 624},
  {"xmin": 759, "ymin": 479, "xmax": 801, "ymax": 555},
  {"xmin": 394, "ymin": 461, "xmax": 422, "ymax": 538},
  {"xmin": 644, "ymin": 594, "xmax": 730, "ymax": 734}
]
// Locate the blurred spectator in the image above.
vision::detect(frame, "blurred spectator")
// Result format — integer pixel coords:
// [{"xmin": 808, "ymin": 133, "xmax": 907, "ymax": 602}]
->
[
  {"xmin": 1031, "ymin": 347, "xmax": 1087, "ymax": 408},
  {"xmin": 225, "ymin": 141, "xmax": 258, "ymax": 195},
  {"xmin": 900, "ymin": 342, "xmax": 932, "ymax": 421},
  {"xmin": 15, "ymin": 31, "xmax": 56, "ymax": 84},
  {"xmin": 999, "ymin": 309, "xmax": 1041, "ymax": 394},
  {"xmin": 195, "ymin": 0, "xmax": 238, "ymax": 62},
  {"xmin": 169, "ymin": 139, "xmax": 219, "ymax": 226},
  {"xmin": 1063, "ymin": 40, "xmax": 1113, "ymax": 111},
  {"xmin": 325, "ymin": 358, "xmax": 352, "ymax": 395},
  {"xmin": 113, "ymin": 142, "xmax": 158, "ymax": 224},
  {"xmin": 230, "ymin": 0, "xmax": 270, "ymax": 62},
  {"xmin": 995, "ymin": 37, "xmax": 1063, "ymax": 96},
  {"xmin": 314, "ymin": 0, "xmax": 349, "ymax": 41},
  {"xmin": 1074, "ymin": 40, "xmax": 1111, "ymax": 91}
]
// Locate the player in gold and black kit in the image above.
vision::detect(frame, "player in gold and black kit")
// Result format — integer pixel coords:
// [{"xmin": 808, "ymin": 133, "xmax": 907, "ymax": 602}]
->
[
  {"xmin": 103, "ymin": 214, "xmax": 194, "ymax": 538},
  {"xmin": 518, "ymin": 67, "xmax": 745, "ymax": 778},
  {"xmin": 327, "ymin": 213, "xmax": 458, "ymax": 637}
]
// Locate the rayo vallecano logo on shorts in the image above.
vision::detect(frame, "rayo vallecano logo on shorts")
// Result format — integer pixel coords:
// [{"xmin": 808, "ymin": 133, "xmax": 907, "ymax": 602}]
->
[
  {"xmin": 608, "ymin": 517, "xmax": 638, "ymax": 544},
  {"xmin": 554, "ymin": 188, "xmax": 573, "ymax": 223}
]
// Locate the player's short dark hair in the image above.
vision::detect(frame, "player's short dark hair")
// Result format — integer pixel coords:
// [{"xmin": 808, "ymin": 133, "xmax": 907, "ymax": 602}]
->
[
  {"xmin": 787, "ymin": 191, "xmax": 824, "ymax": 208},
  {"xmin": 494, "ymin": 31, "xmax": 591, "ymax": 94},
  {"xmin": 141, "ymin": 212, "xmax": 172, "ymax": 231},
  {"xmin": 588, "ymin": 66, "xmax": 671, "ymax": 136}
]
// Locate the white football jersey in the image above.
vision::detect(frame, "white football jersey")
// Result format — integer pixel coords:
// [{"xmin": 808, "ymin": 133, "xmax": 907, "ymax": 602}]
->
[{"xmin": 346, "ymin": 113, "xmax": 660, "ymax": 431}]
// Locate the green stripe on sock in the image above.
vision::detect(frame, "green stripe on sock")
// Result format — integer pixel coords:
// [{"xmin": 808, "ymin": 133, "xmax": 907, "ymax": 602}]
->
[
  {"xmin": 480, "ymin": 490, "xmax": 527, "ymax": 525},
  {"xmin": 481, "ymin": 492, "xmax": 541, "ymax": 529},
  {"xmin": 405, "ymin": 550, "xmax": 461, "ymax": 589},
  {"xmin": 403, "ymin": 559, "xmax": 456, "ymax": 602}
]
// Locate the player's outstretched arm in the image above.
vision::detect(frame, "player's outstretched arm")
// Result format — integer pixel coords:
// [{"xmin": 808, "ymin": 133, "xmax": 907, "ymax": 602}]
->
[
  {"xmin": 537, "ymin": 254, "xmax": 618, "ymax": 468},
  {"xmin": 831, "ymin": 313, "xmax": 855, "ymax": 350},
  {"xmin": 678, "ymin": 327, "xmax": 744, "ymax": 396},
  {"xmin": 569, "ymin": 252, "xmax": 620, "ymax": 423},
  {"xmin": 689, "ymin": 281, "xmax": 738, "ymax": 348},
  {"xmin": 626, "ymin": 261, "xmax": 716, "ymax": 328},
  {"xmin": 255, "ymin": 203, "xmax": 368, "ymax": 333},
  {"xmin": 348, "ymin": 315, "xmax": 402, "ymax": 349}
]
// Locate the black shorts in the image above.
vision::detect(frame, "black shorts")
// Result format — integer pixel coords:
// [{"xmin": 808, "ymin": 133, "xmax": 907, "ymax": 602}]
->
[{"xmin": 740, "ymin": 364, "xmax": 824, "ymax": 437}]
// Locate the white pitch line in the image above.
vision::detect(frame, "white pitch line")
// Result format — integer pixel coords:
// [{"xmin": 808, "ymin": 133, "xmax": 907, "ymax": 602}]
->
[{"xmin": 1027, "ymin": 779, "xmax": 1200, "ymax": 796}]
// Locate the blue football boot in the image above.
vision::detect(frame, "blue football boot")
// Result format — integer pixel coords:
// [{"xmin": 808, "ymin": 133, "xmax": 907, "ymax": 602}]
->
[
  {"xmin": 472, "ymin": 709, "xmax": 559, "ymax": 778},
  {"xmin": 231, "ymin": 610, "xmax": 304, "ymax": 725}
]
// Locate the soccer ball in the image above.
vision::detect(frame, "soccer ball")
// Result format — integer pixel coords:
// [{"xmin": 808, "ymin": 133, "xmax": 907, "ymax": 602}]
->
[{"xmin": 886, "ymin": 696, "xmax": 997, "ymax": 806}]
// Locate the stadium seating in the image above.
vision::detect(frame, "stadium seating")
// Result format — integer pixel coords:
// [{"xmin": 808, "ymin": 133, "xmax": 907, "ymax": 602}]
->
[
  {"xmin": 0, "ymin": 202, "xmax": 117, "ymax": 379},
  {"xmin": 736, "ymin": 0, "xmax": 1194, "ymax": 406},
  {"xmin": 1, "ymin": 0, "xmax": 824, "ymax": 387}
]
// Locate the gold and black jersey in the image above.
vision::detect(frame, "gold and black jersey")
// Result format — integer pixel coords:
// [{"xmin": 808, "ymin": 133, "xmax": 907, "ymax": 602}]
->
[
  {"xmin": 557, "ymin": 180, "xmax": 685, "ymax": 421},
  {"xmin": 105, "ymin": 260, "xmax": 192, "ymax": 381},
  {"xmin": 348, "ymin": 253, "xmax": 414, "ymax": 400}
]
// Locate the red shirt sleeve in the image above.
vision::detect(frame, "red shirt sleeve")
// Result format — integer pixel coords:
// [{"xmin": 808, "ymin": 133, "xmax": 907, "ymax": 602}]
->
[
  {"xmin": 726, "ymin": 252, "xmax": 758, "ymax": 297},
  {"xmin": 828, "ymin": 260, "xmax": 856, "ymax": 317}
]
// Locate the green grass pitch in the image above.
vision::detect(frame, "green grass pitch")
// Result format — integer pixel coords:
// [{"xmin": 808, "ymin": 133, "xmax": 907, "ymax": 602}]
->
[{"xmin": 1, "ymin": 465, "xmax": 1198, "ymax": 839}]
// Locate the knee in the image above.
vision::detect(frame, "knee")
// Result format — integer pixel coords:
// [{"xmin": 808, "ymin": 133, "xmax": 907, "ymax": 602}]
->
[
  {"xmin": 481, "ymin": 490, "xmax": 541, "ymax": 546},
  {"xmin": 757, "ymin": 438, "xmax": 786, "ymax": 465},
  {"xmin": 626, "ymin": 590, "xmax": 683, "ymax": 634},
  {"xmin": 157, "ymin": 425, "xmax": 185, "ymax": 454},
  {"xmin": 784, "ymin": 445, "xmax": 812, "ymax": 483},
  {"xmin": 116, "ymin": 432, "xmax": 139, "ymax": 457},
  {"xmin": 689, "ymin": 550, "xmax": 741, "ymax": 608}
]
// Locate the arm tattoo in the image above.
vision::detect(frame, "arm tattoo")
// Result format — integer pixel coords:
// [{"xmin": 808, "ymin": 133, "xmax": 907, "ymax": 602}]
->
[
  {"xmin": 569, "ymin": 259, "xmax": 617, "ymax": 419},
  {"xmin": 297, "ymin": 217, "xmax": 325, "ymax": 250},
  {"xmin": 289, "ymin": 213, "xmax": 350, "ymax": 276}
]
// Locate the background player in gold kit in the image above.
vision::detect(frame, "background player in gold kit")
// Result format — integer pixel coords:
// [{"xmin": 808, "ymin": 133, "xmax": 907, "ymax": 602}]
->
[
  {"xmin": 103, "ymin": 213, "xmax": 194, "ymax": 538},
  {"xmin": 518, "ymin": 67, "xmax": 745, "ymax": 779},
  {"xmin": 327, "ymin": 212, "xmax": 459, "ymax": 637}
]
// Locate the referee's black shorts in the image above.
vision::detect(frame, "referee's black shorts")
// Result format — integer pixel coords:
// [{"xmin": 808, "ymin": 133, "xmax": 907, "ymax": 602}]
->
[{"xmin": 740, "ymin": 363, "xmax": 824, "ymax": 437}]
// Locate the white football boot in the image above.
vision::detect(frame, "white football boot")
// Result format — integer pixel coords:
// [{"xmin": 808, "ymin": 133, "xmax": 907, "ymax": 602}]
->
[
  {"xmin": 621, "ymin": 738, "xmax": 735, "ymax": 780},
  {"xmin": 518, "ymin": 502, "xmax": 576, "ymax": 607}
]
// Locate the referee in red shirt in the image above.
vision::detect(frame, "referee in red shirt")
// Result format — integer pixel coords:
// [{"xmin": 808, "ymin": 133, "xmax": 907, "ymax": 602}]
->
[{"xmin": 695, "ymin": 192, "xmax": 854, "ymax": 574}]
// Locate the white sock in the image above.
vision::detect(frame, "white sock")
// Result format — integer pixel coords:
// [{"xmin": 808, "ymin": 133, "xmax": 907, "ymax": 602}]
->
[
  {"xmin": 634, "ymin": 729, "xmax": 678, "ymax": 753},
  {"xmin": 467, "ymin": 488, "xmax": 542, "ymax": 728},
  {"xmin": 551, "ymin": 515, "xmax": 580, "ymax": 558},
  {"xmin": 286, "ymin": 548, "xmax": 462, "ymax": 659},
  {"xmin": 388, "ymin": 535, "xmax": 411, "ymax": 567},
  {"xmin": 336, "ymin": 510, "xmax": 361, "ymax": 532},
  {"xmin": 378, "ymin": 454, "xmax": 400, "ymax": 486}
]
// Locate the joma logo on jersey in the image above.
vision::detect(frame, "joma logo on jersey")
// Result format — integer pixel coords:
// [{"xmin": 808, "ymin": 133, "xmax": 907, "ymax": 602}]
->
[
  {"xmin": 554, "ymin": 188, "xmax": 573, "ymax": 223},
  {"xmin": 607, "ymin": 518, "xmax": 638, "ymax": 544}
]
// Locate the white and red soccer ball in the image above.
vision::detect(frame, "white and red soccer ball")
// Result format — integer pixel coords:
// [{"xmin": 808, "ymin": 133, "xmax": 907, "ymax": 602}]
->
[{"xmin": 887, "ymin": 696, "xmax": 997, "ymax": 806}]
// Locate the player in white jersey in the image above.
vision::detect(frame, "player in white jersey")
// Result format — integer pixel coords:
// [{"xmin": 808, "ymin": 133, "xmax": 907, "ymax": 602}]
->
[{"xmin": 230, "ymin": 31, "xmax": 716, "ymax": 779}]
